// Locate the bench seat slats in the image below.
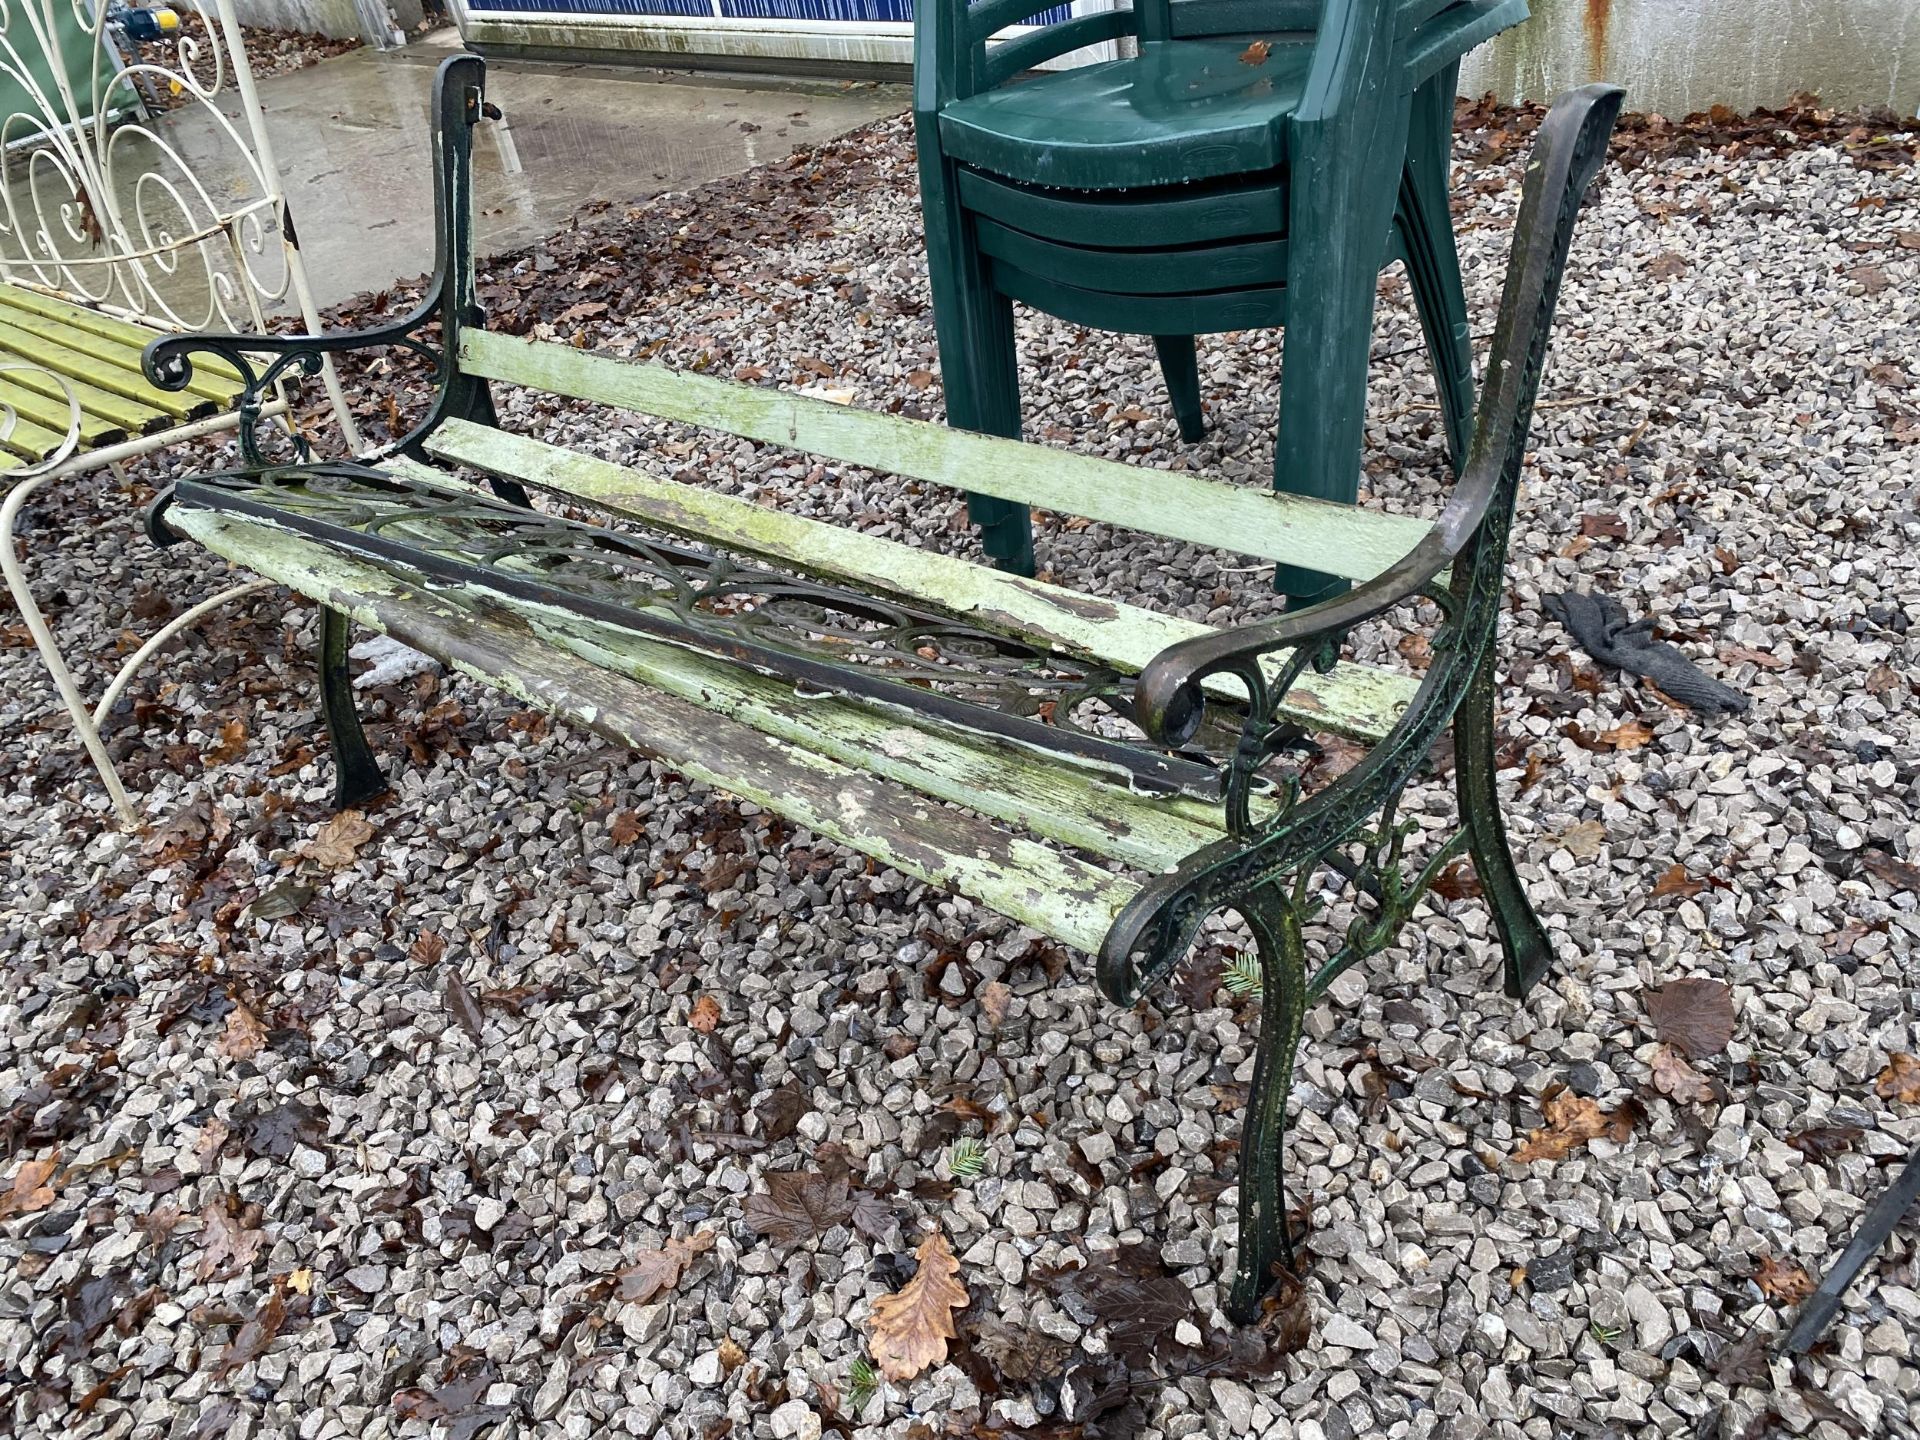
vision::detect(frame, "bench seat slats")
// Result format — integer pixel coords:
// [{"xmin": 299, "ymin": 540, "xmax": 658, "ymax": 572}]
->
[
  {"xmin": 0, "ymin": 304, "xmax": 238, "ymax": 407},
  {"xmin": 0, "ymin": 286, "xmax": 247, "ymax": 384},
  {"xmin": 455, "ymin": 330, "xmax": 1432, "ymax": 585},
  {"xmin": 423, "ymin": 418, "xmax": 1419, "ymax": 743},
  {"xmin": 0, "ymin": 316, "xmax": 216, "ymax": 421},
  {"xmin": 172, "ymin": 506, "xmax": 1143, "ymax": 951}
]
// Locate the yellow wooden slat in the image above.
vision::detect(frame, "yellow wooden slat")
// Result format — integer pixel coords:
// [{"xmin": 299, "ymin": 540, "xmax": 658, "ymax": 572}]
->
[
  {"xmin": 0, "ymin": 319, "xmax": 215, "ymax": 420},
  {"xmin": 0, "ymin": 304, "xmax": 240, "ymax": 406},
  {"xmin": 0, "ymin": 375, "xmax": 122, "ymax": 448},
  {"xmin": 0, "ymin": 284, "xmax": 247, "ymax": 383},
  {"xmin": 0, "ymin": 356, "xmax": 172, "ymax": 433}
]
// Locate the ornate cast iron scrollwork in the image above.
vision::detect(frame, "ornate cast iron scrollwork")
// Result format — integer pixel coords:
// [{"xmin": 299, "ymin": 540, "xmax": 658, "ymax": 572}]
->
[{"xmin": 141, "ymin": 56, "xmax": 500, "ymax": 466}]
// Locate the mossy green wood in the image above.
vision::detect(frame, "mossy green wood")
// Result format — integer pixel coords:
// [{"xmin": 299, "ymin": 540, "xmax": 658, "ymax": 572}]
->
[
  {"xmin": 421, "ymin": 415, "xmax": 1421, "ymax": 741},
  {"xmin": 454, "ymin": 333, "xmax": 1432, "ymax": 582},
  {"xmin": 0, "ymin": 287, "xmax": 246, "ymax": 383},
  {"xmin": 0, "ymin": 303, "xmax": 240, "ymax": 406},
  {"xmin": 171, "ymin": 506, "xmax": 1143, "ymax": 952},
  {"xmin": 0, "ymin": 316, "xmax": 216, "ymax": 420},
  {"xmin": 913, "ymin": 0, "xmax": 1524, "ymax": 598}
]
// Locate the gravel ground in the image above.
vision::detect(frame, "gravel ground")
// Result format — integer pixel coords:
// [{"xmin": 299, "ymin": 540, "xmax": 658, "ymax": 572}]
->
[{"xmin": 3, "ymin": 99, "xmax": 1919, "ymax": 1440}]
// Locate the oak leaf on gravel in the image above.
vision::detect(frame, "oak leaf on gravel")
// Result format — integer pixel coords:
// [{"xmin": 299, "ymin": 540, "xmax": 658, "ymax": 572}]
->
[
  {"xmin": 1649, "ymin": 1044, "xmax": 1715, "ymax": 1104},
  {"xmin": 0, "ymin": 1152, "xmax": 59, "ymax": 1219},
  {"xmin": 867, "ymin": 1230, "xmax": 968, "ymax": 1382},
  {"xmin": 218, "ymin": 1002, "xmax": 268, "ymax": 1060},
  {"xmin": 304, "ymin": 810, "xmax": 376, "ymax": 869},
  {"xmin": 1752, "ymin": 1254, "xmax": 1814, "ymax": 1302},
  {"xmin": 1877, "ymin": 1052, "xmax": 1920, "ymax": 1103},
  {"xmin": 614, "ymin": 1230, "xmax": 715, "ymax": 1304},
  {"xmin": 1510, "ymin": 1087, "xmax": 1640, "ymax": 1164}
]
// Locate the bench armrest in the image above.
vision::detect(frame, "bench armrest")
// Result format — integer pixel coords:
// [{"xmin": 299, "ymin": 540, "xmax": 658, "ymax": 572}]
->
[
  {"xmin": 142, "ymin": 54, "xmax": 495, "ymax": 466},
  {"xmin": 1137, "ymin": 83, "xmax": 1626, "ymax": 753}
]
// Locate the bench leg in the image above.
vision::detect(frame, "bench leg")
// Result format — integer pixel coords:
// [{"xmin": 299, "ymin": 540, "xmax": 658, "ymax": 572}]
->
[
  {"xmin": 1153, "ymin": 335, "xmax": 1206, "ymax": 443},
  {"xmin": 1399, "ymin": 61, "xmax": 1475, "ymax": 473},
  {"xmin": 1228, "ymin": 882, "xmax": 1311, "ymax": 1323},
  {"xmin": 1455, "ymin": 649, "xmax": 1553, "ymax": 998},
  {"xmin": 317, "ymin": 606, "xmax": 387, "ymax": 810}
]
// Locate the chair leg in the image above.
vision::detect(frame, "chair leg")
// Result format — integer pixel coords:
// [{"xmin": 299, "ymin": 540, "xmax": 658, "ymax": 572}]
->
[
  {"xmin": 1153, "ymin": 335, "xmax": 1206, "ymax": 442},
  {"xmin": 1399, "ymin": 61, "xmax": 1474, "ymax": 472},
  {"xmin": 918, "ymin": 154, "xmax": 1034, "ymax": 576},
  {"xmin": 1454, "ymin": 650, "xmax": 1553, "ymax": 998},
  {"xmin": 1227, "ymin": 883, "xmax": 1310, "ymax": 1323},
  {"xmin": 1, "ymin": 471, "xmax": 138, "ymax": 828},
  {"xmin": 317, "ymin": 606, "xmax": 387, "ymax": 810}
]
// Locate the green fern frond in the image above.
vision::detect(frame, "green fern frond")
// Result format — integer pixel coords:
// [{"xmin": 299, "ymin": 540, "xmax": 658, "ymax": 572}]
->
[
  {"xmin": 1223, "ymin": 953, "xmax": 1263, "ymax": 998},
  {"xmin": 948, "ymin": 1136, "xmax": 987, "ymax": 1179}
]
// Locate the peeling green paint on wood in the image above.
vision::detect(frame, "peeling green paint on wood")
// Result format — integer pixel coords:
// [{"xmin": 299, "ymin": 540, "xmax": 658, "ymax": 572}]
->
[
  {"xmin": 425, "ymin": 419, "xmax": 1419, "ymax": 742},
  {"xmin": 455, "ymin": 331, "xmax": 1433, "ymax": 584},
  {"xmin": 171, "ymin": 507, "xmax": 1143, "ymax": 951}
]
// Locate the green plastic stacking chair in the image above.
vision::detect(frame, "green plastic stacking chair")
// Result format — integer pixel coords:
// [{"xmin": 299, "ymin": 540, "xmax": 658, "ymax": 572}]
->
[{"xmin": 914, "ymin": 0, "xmax": 1529, "ymax": 602}]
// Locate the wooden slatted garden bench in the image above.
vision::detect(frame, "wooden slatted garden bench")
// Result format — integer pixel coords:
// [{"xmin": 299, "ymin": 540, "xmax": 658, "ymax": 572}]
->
[{"xmin": 140, "ymin": 56, "xmax": 1625, "ymax": 1321}]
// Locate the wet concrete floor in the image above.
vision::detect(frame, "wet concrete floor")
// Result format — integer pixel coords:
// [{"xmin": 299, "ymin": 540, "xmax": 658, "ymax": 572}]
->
[{"xmin": 208, "ymin": 34, "xmax": 906, "ymax": 310}]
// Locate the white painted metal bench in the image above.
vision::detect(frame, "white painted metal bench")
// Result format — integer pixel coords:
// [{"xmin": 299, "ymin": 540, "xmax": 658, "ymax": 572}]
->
[
  {"xmin": 143, "ymin": 56, "xmax": 1626, "ymax": 1319},
  {"xmin": 0, "ymin": 0, "xmax": 356, "ymax": 825}
]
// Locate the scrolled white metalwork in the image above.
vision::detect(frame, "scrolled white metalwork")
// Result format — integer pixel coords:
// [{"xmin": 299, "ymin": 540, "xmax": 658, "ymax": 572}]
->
[{"xmin": 0, "ymin": 0, "xmax": 302, "ymax": 335}]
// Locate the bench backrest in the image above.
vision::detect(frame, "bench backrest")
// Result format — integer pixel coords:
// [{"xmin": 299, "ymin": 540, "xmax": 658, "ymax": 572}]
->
[{"xmin": 454, "ymin": 326, "xmax": 1435, "ymax": 587}]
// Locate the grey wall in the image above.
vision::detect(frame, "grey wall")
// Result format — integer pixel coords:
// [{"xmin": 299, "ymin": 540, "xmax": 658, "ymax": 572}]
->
[{"xmin": 1460, "ymin": 0, "xmax": 1920, "ymax": 117}]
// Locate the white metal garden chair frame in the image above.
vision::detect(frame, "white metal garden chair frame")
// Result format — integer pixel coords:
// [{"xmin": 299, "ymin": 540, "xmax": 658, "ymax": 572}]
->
[{"xmin": 0, "ymin": 0, "xmax": 359, "ymax": 827}]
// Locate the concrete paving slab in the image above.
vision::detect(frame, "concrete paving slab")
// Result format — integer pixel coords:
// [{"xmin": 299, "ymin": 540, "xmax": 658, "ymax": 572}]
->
[{"xmin": 267, "ymin": 39, "xmax": 905, "ymax": 307}]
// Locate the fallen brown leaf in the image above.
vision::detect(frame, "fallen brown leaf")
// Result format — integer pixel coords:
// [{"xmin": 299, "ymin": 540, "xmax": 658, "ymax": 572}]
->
[
  {"xmin": 205, "ymin": 718, "xmax": 248, "ymax": 765},
  {"xmin": 1720, "ymin": 645, "xmax": 1788, "ymax": 671},
  {"xmin": 1649, "ymin": 864, "xmax": 1706, "ymax": 901},
  {"xmin": 688, "ymin": 995, "xmax": 722, "ymax": 1034},
  {"xmin": 1861, "ymin": 849, "xmax": 1920, "ymax": 894},
  {"xmin": 1551, "ymin": 819, "xmax": 1608, "ymax": 859},
  {"xmin": 409, "ymin": 931, "xmax": 448, "ymax": 966},
  {"xmin": 0, "ymin": 1152, "xmax": 60, "ymax": 1219},
  {"xmin": 304, "ymin": 810, "xmax": 376, "ymax": 869},
  {"xmin": 214, "ymin": 1281, "xmax": 288, "ymax": 1378},
  {"xmin": 218, "ymin": 1002, "xmax": 268, "ymax": 1061},
  {"xmin": 614, "ymin": 1230, "xmax": 715, "ymax": 1304},
  {"xmin": 444, "ymin": 971, "xmax": 485, "ymax": 1042},
  {"xmin": 197, "ymin": 1199, "xmax": 263, "ymax": 1281},
  {"xmin": 1876, "ymin": 1052, "xmax": 1920, "ymax": 1104},
  {"xmin": 978, "ymin": 980, "xmax": 1011, "ymax": 1031},
  {"xmin": 1596, "ymin": 720, "xmax": 1654, "ymax": 750},
  {"xmin": 1510, "ymin": 1088, "xmax": 1640, "ymax": 1164},
  {"xmin": 1238, "ymin": 38, "xmax": 1271, "ymax": 64},
  {"xmin": 1649, "ymin": 1044, "xmax": 1715, "ymax": 1104},
  {"xmin": 1752, "ymin": 1253, "xmax": 1814, "ymax": 1303},
  {"xmin": 609, "ymin": 810, "xmax": 643, "ymax": 846},
  {"xmin": 743, "ymin": 1171, "xmax": 854, "ymax": 1245},
  {"xmin": 717, "ymin": 1336, "xmax": 747, "ymax": 1373},
  {"xmin": 1644, "ymin": 977, "xmax": 1735, "ymax": 1059},
  {"xmin": 1786, "ymin": 1125, "xmax": 1864, "ymax": 1162},
  {"xmin": 867, "ymin": 1230, "xmax": 968, "ymax": 1382}
]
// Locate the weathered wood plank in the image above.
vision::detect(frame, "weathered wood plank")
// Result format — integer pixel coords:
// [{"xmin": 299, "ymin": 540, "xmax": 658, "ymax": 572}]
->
[
  {"xmin": 172, "ymin": 507, "xmax": 1141, "ymax": 951},
  {"xmin": 455, "ymin": 329, "xmax": 1431, "ymax": 583},
  {"xmin": 0, "ymin": 359, "xmax": 171, "ymax": 433},
  {"xmin": 0, "ymin": 374, "xmax": 123, "ymax": 448},
  {"xmin": 224, "ymin": 457, "xmax": 1239, "ymax": 867},
  {"xmin": 0, "ymin": 284, "xmax": 247, "ymax": 382},
  {"xmin": 0, "ymin": 318, "xmax": 215, "ymax": 419},
  {"xmin": 0, "ymin": 307, "xmax": 238, "ymax": 406},
  {"xmin": 424, "ymin": 419, "xmax": 1419, "ymax": 742}
]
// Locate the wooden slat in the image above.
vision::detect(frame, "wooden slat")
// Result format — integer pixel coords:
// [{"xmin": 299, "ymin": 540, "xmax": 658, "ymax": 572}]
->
[
  {"xmin": 0, "ymin": 357, "xmax": 172, "ymax": 432},
  {"xmin": 172, "ymin": 506, "xmax": 1142, "ymax": 952},
  {"xmin": 0, "ymin": 285, "xmax": 247, "ymax": 383},
  {"xmin": 0, "ymin": 374, "xmax": 122, "ymax": 448},
  {"xmin": 0, "ymin": 400, "xmax": 78, "ymax": 460},
  {"xmin": 456, "ymin": 330, "xmax": 1432, "ymax": 584},
  {"xmin": 0, "ymin": 318, "xmax": 216, "ymax": 419},
  {"xmin": 423, "ymin": 419, "xmax": 1420, "ymax": 742},
  {"xmin": 0, "ymin": 305, "xmax": 239, "ymax": 406}
]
